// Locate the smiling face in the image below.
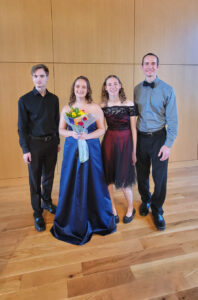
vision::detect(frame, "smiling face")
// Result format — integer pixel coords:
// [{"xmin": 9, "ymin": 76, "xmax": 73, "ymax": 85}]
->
[
  {"xmin": 32, "ymin": 68, "xmax": 48, "ymax": 91},
  {"xmin": 74, "ymin": 79, "xmax": 88, "ymax": 99},
  {"xmin": 142, "ymin": 55, "xmax": 159, "ymax": 82},
  {"xmin": 105, "ymin": 77, "xmax": 121, "ymax": 98}
]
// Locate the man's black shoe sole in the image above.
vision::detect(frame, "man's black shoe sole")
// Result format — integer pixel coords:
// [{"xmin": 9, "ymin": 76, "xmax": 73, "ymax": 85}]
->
[{"xmin": 34, "ymin": 222, "xmax": 46, "ymax": 232}]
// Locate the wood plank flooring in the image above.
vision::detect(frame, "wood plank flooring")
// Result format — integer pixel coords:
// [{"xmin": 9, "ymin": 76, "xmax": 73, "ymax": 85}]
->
[{"xmin": 0, "ymin": 160, "xmax": 198, "ymax": 300}]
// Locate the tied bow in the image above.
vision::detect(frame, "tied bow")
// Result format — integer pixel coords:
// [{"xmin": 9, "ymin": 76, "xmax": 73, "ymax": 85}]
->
[{"xmin": 143, "ymin": 81, "xmax": 155, "ymax": 89}]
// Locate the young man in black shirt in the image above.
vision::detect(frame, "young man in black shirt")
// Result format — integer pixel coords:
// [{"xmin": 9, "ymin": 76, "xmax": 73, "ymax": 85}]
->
[{"xmin": 18, "ymin": 64, "xmax": 60, "ymax": 232}]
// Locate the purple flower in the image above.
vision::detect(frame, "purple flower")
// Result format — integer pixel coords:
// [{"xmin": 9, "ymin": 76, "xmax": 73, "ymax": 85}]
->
[{"xmin": 68, "ymin": 117, "xmax": 74, "ymax": 124}]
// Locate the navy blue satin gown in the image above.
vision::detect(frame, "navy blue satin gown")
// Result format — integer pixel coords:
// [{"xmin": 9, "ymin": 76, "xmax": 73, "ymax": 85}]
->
[{"xmin": 51, "ymin": 123, "xmax": 116, "ymax": 245}]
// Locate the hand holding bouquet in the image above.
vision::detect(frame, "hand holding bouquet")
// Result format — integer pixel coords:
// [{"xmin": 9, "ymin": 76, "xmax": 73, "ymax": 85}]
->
[{"xmin": 64, "ymin": 107, "xmax": 96, "ymax": 163}]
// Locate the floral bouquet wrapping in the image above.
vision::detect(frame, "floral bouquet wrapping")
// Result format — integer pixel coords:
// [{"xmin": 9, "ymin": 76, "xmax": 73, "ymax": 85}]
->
[{"xmin": 64, "ymin": 107, "xmax": 96, "ymax": 163}]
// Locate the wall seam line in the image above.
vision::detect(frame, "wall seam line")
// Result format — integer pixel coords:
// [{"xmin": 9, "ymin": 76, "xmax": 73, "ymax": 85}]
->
[{"xmin": 133, "ymin": 0, "xmax": 136, "ymax": 92}]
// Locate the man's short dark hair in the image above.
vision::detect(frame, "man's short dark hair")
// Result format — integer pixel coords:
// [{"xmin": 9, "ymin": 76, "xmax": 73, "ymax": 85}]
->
[
  {"xmin": 31, "ymin": 64, "xmax": 49, "ymax": 76},
  {"xmin": 142, "ymin": 53, "xmax": 159, "ymax": 66}
]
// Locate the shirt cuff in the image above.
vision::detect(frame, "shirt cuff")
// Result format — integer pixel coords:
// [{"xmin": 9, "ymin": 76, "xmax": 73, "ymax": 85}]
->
[
  {"xmin": 164, "ymin": 140, "xmax": 173, "ymax": 148},
  {"xmin": 22, "ymin": 146, "xmax": 30, "ymax": 154}
]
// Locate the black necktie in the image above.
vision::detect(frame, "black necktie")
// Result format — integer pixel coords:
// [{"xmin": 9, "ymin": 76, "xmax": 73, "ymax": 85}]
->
[{"xmin": 143, "ymin": 81, "xmax": 155, "ymax": 89}]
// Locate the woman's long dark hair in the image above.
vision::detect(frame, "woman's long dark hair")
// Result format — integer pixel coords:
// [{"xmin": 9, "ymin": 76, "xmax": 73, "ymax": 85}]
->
[
  {"xmin": 68, "ymin": 76, "xmax": 93, "ymax": 106},
  {"xmin": 101, "ymin": 75, "xmax": 126, "ymax": 106}
]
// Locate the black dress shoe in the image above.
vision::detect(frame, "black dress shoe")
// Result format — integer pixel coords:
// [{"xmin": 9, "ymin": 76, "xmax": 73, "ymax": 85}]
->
[
  {"xmin": 43, "ymin": 203, "xmax": 57, "ymax": 214},
  {"xmin": 152, "ymin": 213, "xmax": 166, "ymax": 231},
  {"xmin": 34, "ymin": 215, "xmax": 46, "ymax": 232},
  {"xmin": 123, "ymin": 209, "xmax": 136, "ymax": 224},
  {"xmin": 115, "ymin": 215, "xmax": 119, "ymax": 224},
  {"xmin": 139, "ymin": 202, "xmax": 150, "ymax": 216}
]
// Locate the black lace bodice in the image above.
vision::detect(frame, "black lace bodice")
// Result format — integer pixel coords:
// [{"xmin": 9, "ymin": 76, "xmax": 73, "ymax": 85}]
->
[{"xmin": 102, "ymin": 106, "xmax": 137, "ymax": 130}]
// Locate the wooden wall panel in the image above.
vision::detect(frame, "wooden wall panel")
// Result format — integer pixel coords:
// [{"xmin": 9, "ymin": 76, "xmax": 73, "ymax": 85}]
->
[
  {"xmin": 135, "ymin": 0, "xmax": 198, "ymax": 64},
  {"xmin": 54, "ymin": 63, "xmax": 134, "ymax": 169},
  {"xmin": 134, "ymin": 65, "xmax": 198, "ymax": 162},
  {"xmin": 52, "ymin": 0, "xmax": 134, "ymax": 63},
  {"xmin": 0, "ymin": 63, "xmax": 55, "ymax": 179},
  {"xmin": 0, "ymin": 0, "xmax": 197, "ymax": 180},
  {"xmin": 0, "ymin": 0, "xmax": 53, "ymax": 62}
]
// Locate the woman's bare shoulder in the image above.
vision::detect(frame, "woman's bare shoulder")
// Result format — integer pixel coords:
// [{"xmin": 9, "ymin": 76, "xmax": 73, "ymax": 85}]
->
[
  {"xmin": 89, "ymin": 102, "xmax": 103, "ymax": 111},
  {"xmin": 123, "ymin": 99, "xmax": 134, "ymax": 106},
  {"xmin": 61, "ymin": 105, "xmax": 70, "ymax": 114}
]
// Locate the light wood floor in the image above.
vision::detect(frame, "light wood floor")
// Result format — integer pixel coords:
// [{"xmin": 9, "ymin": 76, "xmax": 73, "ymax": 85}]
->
[{"xmin": 0, "ymin": 160, "xmax": 198, "ymax": 300}]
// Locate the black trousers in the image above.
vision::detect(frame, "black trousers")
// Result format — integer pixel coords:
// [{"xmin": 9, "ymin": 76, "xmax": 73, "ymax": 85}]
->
[
  {"xmin": 136, "ymin": 128, "xmax": 168, "ymax": 215},
  {"xmin": 28, "ymin": 137, "xmax": 58, "ymax": 218}
]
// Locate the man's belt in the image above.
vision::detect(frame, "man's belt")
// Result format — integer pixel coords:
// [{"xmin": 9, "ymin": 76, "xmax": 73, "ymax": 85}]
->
[
  {"xmin": 30, "ymin": 134, "xmax": 56, "ymax": 142},
  {"xmin": 138, "ymin": 127, "xmax": 165, "ymax": 137}
]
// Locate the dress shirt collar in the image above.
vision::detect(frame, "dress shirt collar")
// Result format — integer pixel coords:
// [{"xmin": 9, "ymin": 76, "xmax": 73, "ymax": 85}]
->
[{"xmin": 33, "ymin": 87, "xmax": 49, "ymax": 97}]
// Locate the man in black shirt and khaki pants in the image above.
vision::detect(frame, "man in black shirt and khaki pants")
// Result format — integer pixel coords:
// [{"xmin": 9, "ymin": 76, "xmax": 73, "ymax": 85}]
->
[{"xmin": 18, "ymin": 64, "xmax": 60, "ymax": 232}]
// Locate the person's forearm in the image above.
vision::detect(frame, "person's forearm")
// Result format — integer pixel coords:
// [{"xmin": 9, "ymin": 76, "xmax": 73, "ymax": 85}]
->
[
  {"xmin": 59, "ymin": 128, "xmax": 73, "ymax": 138},
  {"xmin": 132, "ymin": 129, "xmax": 137, "ymax": 154},
  {"xmin": 18, "ymin": 129, "xmax": 30, "ymax": 153},
  {"xmin": 84, "ymin": 128, "xmax": 105, "ymax": 140},
  {"xmin": 165, "ymin": 90, "xmax": 178, "ymax": 147}
]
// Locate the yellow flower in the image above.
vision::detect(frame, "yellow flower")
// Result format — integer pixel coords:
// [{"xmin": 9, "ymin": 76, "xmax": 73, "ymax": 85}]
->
[{"xmin": 72, "ymin": 112, "xmax": 76, "ymax": 117}]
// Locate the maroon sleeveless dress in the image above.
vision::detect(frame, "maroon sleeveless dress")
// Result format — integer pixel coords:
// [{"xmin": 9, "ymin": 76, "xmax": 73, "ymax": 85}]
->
[{"xmin": 102, "ymin": 106, "xmax": 137, "ymax": 188}]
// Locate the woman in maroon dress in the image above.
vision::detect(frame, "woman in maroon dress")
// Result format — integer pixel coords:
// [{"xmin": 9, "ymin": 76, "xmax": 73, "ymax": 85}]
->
[{"xmin": 101, "ymin": 75, "xmax": 137, "ymax": 223}]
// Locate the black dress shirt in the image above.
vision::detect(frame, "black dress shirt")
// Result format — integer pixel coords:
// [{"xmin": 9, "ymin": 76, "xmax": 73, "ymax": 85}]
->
[{"xmin": 18, "ymin": 88, "xmax": 60, "ymax": 153}]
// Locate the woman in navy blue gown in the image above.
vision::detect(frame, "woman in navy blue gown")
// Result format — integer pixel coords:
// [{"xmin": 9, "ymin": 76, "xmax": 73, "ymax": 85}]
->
[{"xmin": 51, "ymin": 76, "xmax": 116, "ymax": 245}]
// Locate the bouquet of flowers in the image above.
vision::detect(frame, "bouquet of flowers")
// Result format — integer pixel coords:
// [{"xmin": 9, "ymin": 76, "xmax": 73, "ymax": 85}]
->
[{"xmin": 64, "ymin": 107, "xmax": 96, "ymax": 163}]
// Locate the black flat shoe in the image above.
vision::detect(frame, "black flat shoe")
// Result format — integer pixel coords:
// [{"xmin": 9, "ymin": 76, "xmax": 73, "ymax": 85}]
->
[
  {"xmin": 152, "ymin": 213, "xmax": 166, "ymax": 231},
  {"xmin": 139, "ymin": 202, "xmax": 150, "ymax": 216},
  {"xmin": 42, "ymin": 203, "xmax": 57, "ymax": 214},
  {"xmin": 123, "ymin": 209, "xmax": 136, "ymax": 224},
  {"xmin": 115, "ymin": 215, "xmax": 119, "ymax": 224},
  {"xmin": 34, "ymin": 215, "xmax": 46, "ymax": 232}
]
